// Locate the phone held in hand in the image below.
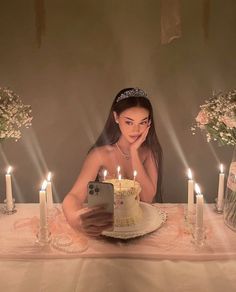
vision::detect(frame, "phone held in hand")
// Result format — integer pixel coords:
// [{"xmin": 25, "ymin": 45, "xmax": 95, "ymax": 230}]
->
[{"xmin": 87, "ymin": 181, "xmax": 114, "ymax": 213}]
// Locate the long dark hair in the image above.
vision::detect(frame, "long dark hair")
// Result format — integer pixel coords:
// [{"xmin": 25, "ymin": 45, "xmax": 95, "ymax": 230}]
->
[{"xmin": 90, "ymin": 88, "xmax": 163, "ymax": 203}]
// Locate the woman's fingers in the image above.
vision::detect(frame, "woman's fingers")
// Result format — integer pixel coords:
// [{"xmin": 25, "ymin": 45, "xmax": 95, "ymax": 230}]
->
[
  {"xmin": 135, "ymin": 126, "xmax": 150, "ymax": 145},
  {"xmin": 79, "ymin": 205, "xmax": 108, "ymax": 217},
  {"xmin": 81, "ymin": 209, "xmax": 113, "ymax": 220},
  {"xmin": 83, "ymin": 222, "xmax": 114, "ymax": 237},
  {"xmin": 76, "ymin": 206, "xmax": 114, "ymax": 237},
  {"xmin": 82, "ymin": 215, "xmax": 113, "ymax": 226}
]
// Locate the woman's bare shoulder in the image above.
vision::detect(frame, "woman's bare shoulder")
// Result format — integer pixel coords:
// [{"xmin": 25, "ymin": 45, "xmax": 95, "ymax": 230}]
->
[{"xmin": 88, "ymin": 145, "xmax": 115, "ymax": 159}]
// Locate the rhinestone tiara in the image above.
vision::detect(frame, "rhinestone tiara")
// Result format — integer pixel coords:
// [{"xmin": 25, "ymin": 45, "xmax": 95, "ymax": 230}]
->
[{"xmin": 116, "ymin": 88, "xmax": 148, "ymax": 103}]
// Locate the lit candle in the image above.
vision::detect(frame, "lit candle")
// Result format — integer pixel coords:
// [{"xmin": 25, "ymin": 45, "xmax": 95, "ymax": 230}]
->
[
  {"xmin": 195, "ymin": 184, "xmax": 204, "ymax": 229},
  {"xmin": 118, "ymin": 173, "xmax": 122, "ymax": 191},
  {"xmin": 5, "ymin": 166, "xmax": 13, "ymax": 210},
  {"xmin": 133, "ymin": 170, "xmax": 137, "ymax": 187},
  {"xmin": 103, "ymin": 169, "xmax": 108, "ymax": 181},
  {"xmin": 39, "ymin": 180, "xmax": 48, "ymax": 228},
  {"xmin": 117, "ymin": 165, "xmax": 121, "ymax": 178},
  {"xmin": 187, "ymin": 168, "xmax": 194, "ymax": 213},
  {"xmin": 46, "ymin": 172, "xmax": 53, "ymax": 209},
  {"xmin": 217, "ymin": 164, "xmax": 225, "ymax": 211}
]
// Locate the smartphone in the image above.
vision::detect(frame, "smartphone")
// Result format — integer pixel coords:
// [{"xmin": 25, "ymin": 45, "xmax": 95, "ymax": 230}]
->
[{"xmin": 87, "ymin": 181, "xmax": 114, "ymax": 213}]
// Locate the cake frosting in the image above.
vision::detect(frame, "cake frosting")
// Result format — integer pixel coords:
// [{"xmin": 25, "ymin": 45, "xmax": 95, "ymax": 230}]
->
[{"xmin": 105, "ymin": 179, "xmax": 143, "ymax": 227}]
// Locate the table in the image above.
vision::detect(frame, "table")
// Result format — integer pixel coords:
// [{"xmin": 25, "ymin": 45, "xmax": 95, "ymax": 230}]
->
[{"xmin": 0, "ymin": 204, "xmax": 236, "ymax": 292}]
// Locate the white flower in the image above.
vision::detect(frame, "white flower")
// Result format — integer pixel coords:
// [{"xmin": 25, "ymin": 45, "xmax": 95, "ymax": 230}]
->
[
  {"xmin": 192, "ymin": 89, "xmax": 236, "ymax": 146},
  {"xmin": 221, "ymin": 115, "xmax": 236, "ymax": 128},
  {"xmin": 0, "ymin": 87, "xmax": 33, "ymax": 142}
]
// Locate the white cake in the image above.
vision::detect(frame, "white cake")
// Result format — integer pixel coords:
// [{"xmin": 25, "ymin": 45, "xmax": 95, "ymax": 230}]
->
[{"xmin": 105, "ymin": 179, "xmax": 143, "ymax": 227}]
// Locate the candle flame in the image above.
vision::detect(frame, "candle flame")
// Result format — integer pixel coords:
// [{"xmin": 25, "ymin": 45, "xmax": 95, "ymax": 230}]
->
[
  {"xmin": 117, "ymin": 165, "xmax": 121, "ymax": 173},
  {"xmin": 103, "ymin": 169, "xmax": 107, "ymax": 177},
  {"xmin": 133, "ymin": 170, "xmax": 137, "ymax": 177},
  {"xmin": 47, "ymin": 172, "xmax": 52, "ymax": 181},
  {"xmin": 187, "ymin": 168, "xmax": 192, "ymax": 180},
  {"xmin": 41, "ymin": 180, "xmax": 48, "ymax": 191},
  {"xmin": 195, "ymin": 183, "xmax": 201, "ymax": 194},
  {"xmin": 220, "ymin": 164, "xmax": 224, "ymax": 173},
  {"xmin": 7, "ymin": 166, "xmax": 12, "ymax": 174},
  {"xmin": 118, "ymin": 174, "xmax": 122, "ymax": 180}
]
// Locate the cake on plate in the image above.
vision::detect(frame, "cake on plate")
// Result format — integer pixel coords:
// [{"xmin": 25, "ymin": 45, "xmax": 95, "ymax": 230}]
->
[{"xmin": 105, "ymin": 179, "xmax": 143, "ymax": 227}]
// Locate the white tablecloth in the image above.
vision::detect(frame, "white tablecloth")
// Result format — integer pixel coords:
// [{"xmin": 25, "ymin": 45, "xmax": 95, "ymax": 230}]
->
[
  {"xmin": 0, "ymin": 203, "xmax": 236, "ymax": 292},
  {"xmin": 1, "ymin": 258, "xmax": 236, "ymax": 292}
]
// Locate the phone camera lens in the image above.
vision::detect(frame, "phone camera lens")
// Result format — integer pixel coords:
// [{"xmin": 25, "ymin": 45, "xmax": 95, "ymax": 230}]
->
[
  {"xmin": 89, "ymin": 190, "xmax": 94, "ymax": 195},
  {"xmin": 89, "ymin": 184, "xmax": 94, "ymax": 189},
  {"xmin": 95, "ymin": 188, "xmax": 99, "ymax": 192}
]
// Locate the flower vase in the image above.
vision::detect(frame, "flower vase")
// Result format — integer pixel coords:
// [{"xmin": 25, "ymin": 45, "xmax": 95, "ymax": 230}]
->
[{"xmin": 224, "ymin": 147, "xmax": 236, "ymax": 231}]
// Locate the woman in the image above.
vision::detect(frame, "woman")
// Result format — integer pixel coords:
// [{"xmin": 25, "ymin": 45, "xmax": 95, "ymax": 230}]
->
[{"xmin": 62, "ymin": 87, "xmax": 162, "ymax": 236}]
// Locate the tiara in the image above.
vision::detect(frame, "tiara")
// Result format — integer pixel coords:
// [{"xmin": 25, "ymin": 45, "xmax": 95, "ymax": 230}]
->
[{"xmin": 116, "ymin": 88, "xmax": 148, "ymax": 103}]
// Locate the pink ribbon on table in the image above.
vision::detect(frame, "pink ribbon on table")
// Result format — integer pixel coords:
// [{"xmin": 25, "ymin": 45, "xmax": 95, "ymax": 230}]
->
[
  {"xmin": 161, "ymin": 0, "xmax": 182, "ymax": 44},
  {"xmin": 14, "ymin": 217, "xmax": 40, "ymax": 235},
  {"xmin": 13, "ymin": 208, "xmax": 88, "ymax": 249}
]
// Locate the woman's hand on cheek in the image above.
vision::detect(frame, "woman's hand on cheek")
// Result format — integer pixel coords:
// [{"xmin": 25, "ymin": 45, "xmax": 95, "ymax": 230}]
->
[{"xmin": 130, "ymin": 125, "xmax": 150, "ymax": 152}]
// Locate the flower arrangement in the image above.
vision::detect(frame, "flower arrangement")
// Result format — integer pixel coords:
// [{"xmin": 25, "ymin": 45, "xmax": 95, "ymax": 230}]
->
[
  {"xmin": 0, "ymin": 87, "xmax": 33, "ymax": 142},
  {"xmin": 191, "ymin": 89, "xmax": 236, "ymax": 146}
]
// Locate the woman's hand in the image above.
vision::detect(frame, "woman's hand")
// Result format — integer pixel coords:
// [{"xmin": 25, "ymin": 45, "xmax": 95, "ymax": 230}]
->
[
  {"xmin": 130, "ymin": 124, "xmax": 151, "ymax": 152},
  {"xmin": 75, "ymin": 205, "xmax": 113, "ymax": 237}
]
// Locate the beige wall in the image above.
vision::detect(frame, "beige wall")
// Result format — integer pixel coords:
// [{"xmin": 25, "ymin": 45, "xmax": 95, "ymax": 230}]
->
[{"xmin": 0, "ymin": 0, "xmax": 235, "ymax": 203}]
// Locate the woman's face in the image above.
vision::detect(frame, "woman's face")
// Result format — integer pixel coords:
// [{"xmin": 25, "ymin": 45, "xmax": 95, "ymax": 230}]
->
[{"xmin": 114, "ymin": 107, "xmax": 150, "ymax": 143}]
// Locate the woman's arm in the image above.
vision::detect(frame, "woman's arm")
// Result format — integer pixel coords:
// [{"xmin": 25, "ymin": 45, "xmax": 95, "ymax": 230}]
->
[
  {"xmin": 131, "ymin": 148, "xmax": 157, "ymax": 203},
  {"xmin": 62, "ymin": 148, "xmax": 113, "ymax": 235},
  {"xmin": 130, "ymin": 125, "xmax": 158, "ymax": 203}
]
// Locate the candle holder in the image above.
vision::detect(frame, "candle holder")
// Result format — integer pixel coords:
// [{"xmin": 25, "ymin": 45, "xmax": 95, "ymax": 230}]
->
[
  {"xmin": 36, "ymin": 225, "xmax": 51, "ymax": 246},
  {"xmin": 51, "ymin": 234, "xmax": 89, "ymax": 253},
  {"xmin": 47, "ymin": 206, "xmax": 60, "ymax": 220},
  {"xmin": 184, "ymin": 206, "xmax": 195, "ymax": 234},
  {"xmin": 192, "ymin": 226, "xmax": 207, "ymax": 248},
  {"xmin": 214, "ymin": 197, "xmax": 224, "ymax": 214},
  {"xmin": 2, "ymin": 198, "xmax": 17, "ymax": 215}
]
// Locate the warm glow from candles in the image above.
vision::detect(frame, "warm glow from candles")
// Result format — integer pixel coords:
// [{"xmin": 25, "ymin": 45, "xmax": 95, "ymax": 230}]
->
[
  {"xmin": 41, "ymin": 180, "xmax": 47, "ymax": 191},
  {"xmin": 118, "ymin": 174, "xmax": 122, "ymax": 180},
  {"xmin": 133, "ymin": 170, "xmax": 137, "ymax": 178},
  {"xmin": 187, "ymin": 168, "xmax": 192, "ymax": 180},
  {"xmin": 47, "ymin": 172, "xmax": 52, "ymax": 181},
  {"xmin": 117, "ymin": 165, "xmax": 121, "ymax": 173},
  {"xmin": 7, "ymin": 166, "xmax": 12, "ymax": 174},
  {"xmin": 195, "ymin": 183, "xmax": 201, "ymax": 194},
  {"xmin": 220, "ymin": 164, "xmax": 224, "ymax": 173}
]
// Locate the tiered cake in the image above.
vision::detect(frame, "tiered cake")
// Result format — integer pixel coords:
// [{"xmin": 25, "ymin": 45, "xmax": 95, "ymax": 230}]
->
[{"xmin": 105, "ymin": 179, "xmax": 143, "ymax": 227}]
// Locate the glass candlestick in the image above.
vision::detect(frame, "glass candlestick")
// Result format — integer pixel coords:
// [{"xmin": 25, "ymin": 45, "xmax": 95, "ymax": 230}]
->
[
  {"xmin": 184, "ymin": 205, "xmax": 195, "ymax": 234},
  {"xmin": 215, "ymin": 197, "xmax": 224, "ymax": 214},
  {"xmin": 36, "ymin": 225, "xmax": 51, "ymax": 246},
  {"xmin": 2, "ymin": 198, "xmax": 17, "ymax": 215},
  {"xmin": 192, "ymin": 226, "xmax": 206, "ymax": 248}
]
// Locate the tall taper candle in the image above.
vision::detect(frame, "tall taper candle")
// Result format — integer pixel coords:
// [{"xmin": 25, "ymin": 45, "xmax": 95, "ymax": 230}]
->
[
  {"xmin": 187, "ymin": 168, "xmax": 194, "ymax": 213},
  {"xmin": 195, "ymin": 184, "xmax": 204, "ymax": 229},
  {"xmin": 46, "ymin": 172, "xmax": 53, "ymax": 209},
  {"xmin": 217, "ymin": 164, "xmax": 225, "ymax": 211},
  {"xmin": 5, "ymin": 166, "xmax": 13, "ymax": 210},
  {"xmin": 40, "ymin": 180, "xmax": 48, "ymax": 228}
]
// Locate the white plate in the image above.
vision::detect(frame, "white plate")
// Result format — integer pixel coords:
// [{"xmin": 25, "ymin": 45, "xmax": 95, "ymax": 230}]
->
[{"xmin": 102, "ymin": 202, "xmax": 167, "ymax": 239}]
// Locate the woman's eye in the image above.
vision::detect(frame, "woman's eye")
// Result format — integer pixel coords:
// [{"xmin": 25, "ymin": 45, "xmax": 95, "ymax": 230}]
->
[
  {"xmin": 125, "ymin": 121, "xmax": 133, "ymax": 126},
  {"xmin": 140, "ymin": 121, "xmax": 148, "ymax": 125}
]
